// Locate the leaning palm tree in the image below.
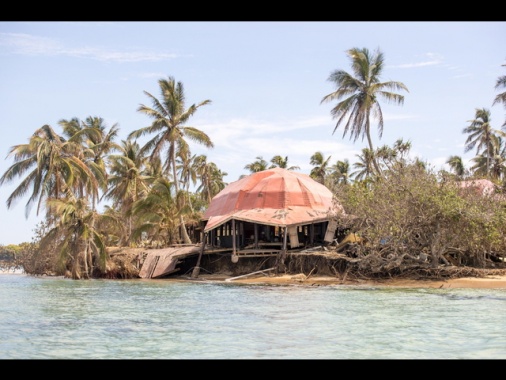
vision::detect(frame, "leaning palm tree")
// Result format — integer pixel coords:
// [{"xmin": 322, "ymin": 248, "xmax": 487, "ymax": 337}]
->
[
  {"xmin": 269, "ymin": 155, "xmax": 300, "ymax": 171},
  {"xmin": 321, "ymin": 47, "xmax": 409, "ymax": 176},
  {"xmin": 463, "ymin": 108, "xmax": 501, "ymax": 178},
  {"xmin": 0, "ymin": 124, "xmax": 97, "ymax": 219},
  {"xmin": 128, "ymin": 76, "xmax": 213, "ymax": 244},
  {"xmin": 309, "ymin": 151, "xmax": 331, "ymax": 184},
  {"xmin": 41, "ymin": 194, "xmax": 116, "ymax": 279}
]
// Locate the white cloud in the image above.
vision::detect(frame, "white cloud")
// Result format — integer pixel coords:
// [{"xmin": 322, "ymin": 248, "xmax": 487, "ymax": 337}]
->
[
  {"xmin": 389, "ymin": 52, "xmax": 444, "ymax": 69},
  {"xmin": 0, "ymin": 32, "xmax": 180, "ymax": 63}
]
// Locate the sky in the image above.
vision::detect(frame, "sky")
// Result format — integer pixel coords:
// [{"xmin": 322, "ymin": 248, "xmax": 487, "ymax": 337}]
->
[{"xmin": 0, "ymin": 21, "xmax": 505, "ymax": 245}]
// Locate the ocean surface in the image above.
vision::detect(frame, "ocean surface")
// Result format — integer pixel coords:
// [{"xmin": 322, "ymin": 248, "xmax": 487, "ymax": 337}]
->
[{"xmin": 1, "ymin": 271, "xmax": 506, "ymax": 359}]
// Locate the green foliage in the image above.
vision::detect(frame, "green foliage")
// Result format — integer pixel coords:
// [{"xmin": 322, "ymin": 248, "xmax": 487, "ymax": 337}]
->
[
  {"xmin": 334, "ymin": 162, "xmax": 506, "ymax": 274},
  {"xmin": 0, "ymin": 245, "xmax": 16, "ymax": 262},
  {"xmin": 12, "ymin": 221, "xmax": 58, "ymax": 275}
]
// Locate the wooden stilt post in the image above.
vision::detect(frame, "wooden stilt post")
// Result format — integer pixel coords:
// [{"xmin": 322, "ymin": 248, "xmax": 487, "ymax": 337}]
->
[
  {"xmin": 283, "ymin": 226, "xmax": 288, "ymax": 253},
  {"xmin": 232, "ymin": 219, "xmax": 236, "ymax": 255},
  {"xmin": 191, "ymin": 232, "xmax": 207, "ymax": 278}
]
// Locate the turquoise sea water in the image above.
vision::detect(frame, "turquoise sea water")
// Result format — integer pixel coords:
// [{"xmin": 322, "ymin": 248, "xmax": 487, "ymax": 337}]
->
[{"xmin": 1, "ymin": 272, "xmax": 505, "ymax": 359}]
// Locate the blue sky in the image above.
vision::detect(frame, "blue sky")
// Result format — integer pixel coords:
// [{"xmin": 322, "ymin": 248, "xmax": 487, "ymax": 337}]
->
[{"xmin": 0, "ymin": 21, "xmax": 505, "ymax": 245}]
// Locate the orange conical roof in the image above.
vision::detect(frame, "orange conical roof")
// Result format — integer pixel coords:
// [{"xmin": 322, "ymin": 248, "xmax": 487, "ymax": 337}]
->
[{"xmin": 203, "ymin": 168, "xmax": 343, "ymax": 231}]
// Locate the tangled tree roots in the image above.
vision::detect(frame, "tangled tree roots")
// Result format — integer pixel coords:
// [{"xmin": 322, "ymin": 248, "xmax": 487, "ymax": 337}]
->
[{"xmin": 281, "ymin": 251, "xmax": 506, "ymax": 282}]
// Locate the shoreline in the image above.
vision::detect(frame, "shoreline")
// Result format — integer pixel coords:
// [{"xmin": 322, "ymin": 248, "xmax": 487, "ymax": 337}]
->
[
  {"xmin": 4, "ymin": 269, "xmax": 506, "ymax": 289},
  {"xmin": 193, "ymin": 273, "xmax": 506, "ymax": 289}
]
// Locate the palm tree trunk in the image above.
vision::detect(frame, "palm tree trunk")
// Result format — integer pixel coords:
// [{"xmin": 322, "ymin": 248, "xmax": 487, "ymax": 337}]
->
[
  {"xmin": 487, "ymin": 145, "xmax": 491, "ymax": 179},
  {"xmin": 171, "ymin": 148, "xmax": 192, "ymax": 244},
  {"xmin": 366, "ymin": 121, "xmax": 382, "ymax": 176},
  {"xmin": 191, "ymin": 233, "xmax": 207, "ymax": 278}
]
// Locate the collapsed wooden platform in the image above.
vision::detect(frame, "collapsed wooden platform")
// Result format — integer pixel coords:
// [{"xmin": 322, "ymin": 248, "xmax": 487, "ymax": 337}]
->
[
  {"xmin": 139, "ymin": 245, "xmax": 202, "ymax": 279},
  {"xmin": 139, "ymin": 244, "xmax": 284, "ymax": 279}
]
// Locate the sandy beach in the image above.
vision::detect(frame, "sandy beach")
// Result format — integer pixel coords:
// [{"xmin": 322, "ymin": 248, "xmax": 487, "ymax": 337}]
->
[{"xmin": 196, "ymin": 273, "xmax": 506, "ymax": 289}]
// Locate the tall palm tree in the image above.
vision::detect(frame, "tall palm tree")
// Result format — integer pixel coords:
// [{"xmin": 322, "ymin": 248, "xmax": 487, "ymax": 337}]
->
[
  {"xmin": 80, "ymin": 116, "xmax": 120, "ymax": 189},
  {"xmin": 463, "ymin": 108, "xmax": 500, "ymax": 178},
  {"xmin": 446, "ymin": 155, "xmax": 466, "ymax": 178},
  {"xmin": 493, "ymin": 63, "xmax": 506, "ymax": 128},
  {"xmin": 102, "ymin": 139, "xmax": 151, "ymax": 246},
  {"xmin": 269, "ymin": 155, "xmax": 300, "ymax": 171},
  {"xmin": 128, "ymin": 76, "xmax": 213, "ymax": 244},
  {"xmin": 309, "ymin": 151, "xmax": 331, "ymax": 184},
  {"xmin": 59, "ymin": 116, "xmax": 120, "ymax": 208},
  {"xmin": 244, "ymin": 156, "xmax": 269, "ymax": 173},
  {"xmin": 321, "ymin": 47, "xmax": 409, "ymax": 176}
]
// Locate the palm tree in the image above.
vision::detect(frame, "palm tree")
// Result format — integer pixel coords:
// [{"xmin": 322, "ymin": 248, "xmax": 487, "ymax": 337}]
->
[
  {"xmin": 463, "ymin": 108, "xmax": 500, "ymax": 178},
  {"xmin": 470, "ymin": 136, "xmax": 506, "ymax": 181},
  {"xmin": 193, "ymin": 155, "xmax": 227, "ymax": 204},
  {"xmin": 176, "ymin": 145, "xmax": 199, "ymax": 213},
  {"xmin": 130, "ymin": 177, "xmax": 185, "ymax": 246},
  {"xmin": 493, "ymin": 63, "xmax": 506, "ymax": 128},
  {"xmin": 80, "ymin": 116, "xmax": 120, "ymax": 187},
  {"xmin": 446, "ymin": 155, "xmax": 466, "ymax": 178},
  {"xmin": 0, "ymin": 124, "xmax": 96, "ymax": 219},
  {"xmin": 392, "ymin": 138, "xmax": 412, "ymax": 160},
  {"xmin": 351, "ymin": 148, "xmax": 376, "ymax": 182},
  {"xmin": 489, "ymin": 137, "xmax": 506, "ymax": 181},
  {"xmin": 177, "ymin": 148, "xmax": 198, "ymax": 193},
  {"xmin": 41, "ymin": 194, "xmax": 116, "ymax": 279},
  {"xmin": 327, "ymin": 159, "xmax": 351, "ymax": 187},
  {"xmin": 102, "ymin": 139, "xmax": 151, "ymax": 246},
  {"xmin": 375, "ymin": 144, "xmax": 397, "ymax": 172},
  {"xmin": 321, "ymin": 47, "xmax": 409, "ymax": 176},
  {"xmin": 309, "ymin": 151, "xmax": 331, "ymax": 184},
  {"xmin": 128, "ymin": 76, "xmax": 213, "ymax": 244},
  {"xmin": 59, "ymin": 116, "xmax": 120, "ymax": 208},
  {"xmin": 244, "ymin": 156, "xmax": 269, "ymax": 173},
  {"xmin": 269, "ymin": 155, "xmax": 300, "ymax": 170}
]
